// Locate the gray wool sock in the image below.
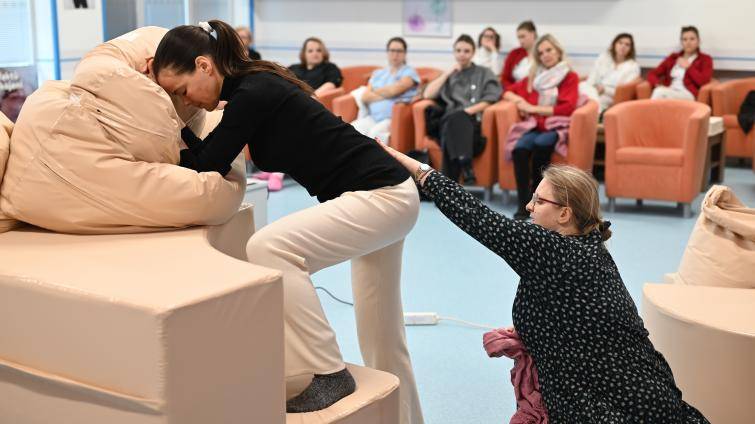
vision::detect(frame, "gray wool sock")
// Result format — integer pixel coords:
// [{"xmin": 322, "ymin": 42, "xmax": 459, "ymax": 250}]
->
[{"xmin": 286, "ymin": 368, "xmax": 356, "ymax": 413}]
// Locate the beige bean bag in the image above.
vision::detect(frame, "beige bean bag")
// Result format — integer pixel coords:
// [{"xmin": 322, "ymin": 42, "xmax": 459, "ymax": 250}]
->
[
  {"xmin": 0, "ymin": 27, "xmax": 244, "ymax": 234},
  {"xmin": 668, "ymin": 185, "xmax": 755, "ymax": 288},
  {"xmin": 0, "ymin": 113, "xmax": 21, "ymax": 233}
]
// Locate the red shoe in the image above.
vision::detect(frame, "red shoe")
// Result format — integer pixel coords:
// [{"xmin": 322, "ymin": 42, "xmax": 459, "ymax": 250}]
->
[{"xmin": 268, "ymin": 173, "xmax": 284, "ymax": 192}]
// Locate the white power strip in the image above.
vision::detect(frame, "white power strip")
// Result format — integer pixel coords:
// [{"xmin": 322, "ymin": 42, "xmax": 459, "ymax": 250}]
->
[{"xmin": 404, "ymin": 312, "xmax": 440, "ymax": 326}]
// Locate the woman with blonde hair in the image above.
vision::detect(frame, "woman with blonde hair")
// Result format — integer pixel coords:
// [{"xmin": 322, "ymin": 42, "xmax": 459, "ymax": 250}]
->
[
  {"xmin": 381, "ymin": 142, "xmax": 711, "ymax": 423},
  {"xmin": 502, "ymin": 34, "xmax": 579, "ymax": 219}
]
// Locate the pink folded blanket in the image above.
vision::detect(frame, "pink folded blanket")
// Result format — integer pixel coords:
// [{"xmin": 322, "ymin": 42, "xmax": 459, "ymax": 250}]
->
[{"xmin": 484, "ymin": 328, "xmax": 549, "ymax": 424}]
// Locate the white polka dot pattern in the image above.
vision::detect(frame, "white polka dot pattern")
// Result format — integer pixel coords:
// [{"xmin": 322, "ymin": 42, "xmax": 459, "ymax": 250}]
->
[{"xmin": 422, "ymin": 172, "xmax": 710, "ymax": 423}]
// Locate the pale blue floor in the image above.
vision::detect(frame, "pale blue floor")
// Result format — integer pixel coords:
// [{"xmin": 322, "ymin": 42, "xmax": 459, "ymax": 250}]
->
[{"xmin": 246, "ymin": 166, "xmax": 754, "ymax": 424}]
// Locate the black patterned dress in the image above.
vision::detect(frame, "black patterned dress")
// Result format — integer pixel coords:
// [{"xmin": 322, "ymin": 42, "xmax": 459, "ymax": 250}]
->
[{"xmin": 422, "ymin": 172, "xmax": 709, "ymax": 423}]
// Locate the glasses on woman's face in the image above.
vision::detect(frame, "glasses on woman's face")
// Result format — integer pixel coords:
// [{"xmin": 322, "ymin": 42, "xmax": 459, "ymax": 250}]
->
[
  {"xmin": 529, "ymin": 192, "xmax": 565, "ymax": 207},
  {"xmin": 482, "ymin": 33, "xmax": 496, "ymax": 39},
  {"xmin": 387, "ymin": 49, "xmax": 406, "ymax": 54}
]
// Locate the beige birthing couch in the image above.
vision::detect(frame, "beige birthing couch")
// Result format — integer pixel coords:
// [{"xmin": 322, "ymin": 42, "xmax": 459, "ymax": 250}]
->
[
  {"xmin": 0, "ymin": 205, "xmax": 286, "ymax": 424},
  {"xmin": 0, "ymin": 25, "xmax": 287, "ymax": 422},
  {"xmin": 643, "ymin": 185, "xmax": 755, "ymax": 424}
]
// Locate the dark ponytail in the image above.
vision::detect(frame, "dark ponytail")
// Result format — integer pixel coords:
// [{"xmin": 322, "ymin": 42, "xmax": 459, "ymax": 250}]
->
[{"xmin": 153, "ymin": 19, "xmax": 313, "ymax": 95}]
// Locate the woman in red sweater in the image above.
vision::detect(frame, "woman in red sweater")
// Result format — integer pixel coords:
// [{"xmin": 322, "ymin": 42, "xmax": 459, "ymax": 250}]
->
[
  {"xmin": 648, "ymin": 26, "xmax": 713, "ymax": 101},
  {"xmin": 500, "ymin": 20, "xmax": 537, "ymax": 89},
  {"xmin": 502, "ymin": 34, "xmax": 579, "ymax": 219}
]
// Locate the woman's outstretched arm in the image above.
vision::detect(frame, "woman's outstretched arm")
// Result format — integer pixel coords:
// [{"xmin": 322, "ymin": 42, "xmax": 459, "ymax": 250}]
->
[{"xmin": 380, "ymin": 143, "xmax": 568, "ymax": 278}]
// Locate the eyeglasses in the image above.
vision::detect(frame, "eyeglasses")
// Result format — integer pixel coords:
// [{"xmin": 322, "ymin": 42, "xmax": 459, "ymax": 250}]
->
[
  {"xmin": 529, "ymin": 192, "xmax": 565, "ymax": 207},
  {"xmin": 482, "ymin": 34, "xmax": 496, "ymax": 39},
  {"xmin": 387, "ymin": 49, "xmax": 406, "ymax": 54}
]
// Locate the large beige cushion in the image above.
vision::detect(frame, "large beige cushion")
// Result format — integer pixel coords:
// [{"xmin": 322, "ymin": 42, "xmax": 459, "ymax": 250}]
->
[
  {"xmin": 0, "ymin": 113, "xmax": 21, "ymax": 233},
  {"xmin": 0, "ymin": 205, "xmax": 285, "ymax": 423},
  {"xmin": 78, "ymin": 26, "xmax": 207, "ymax": 136},
  {"xmin": 0, "ymin": 27, "xmax": 244, "ymax": 234},
  {"xmin": 643, "ymin": 283, "xmax": 755, "ymax": 424},
  {"xmin": 670, "ymin": 185, "xmax": 755, "ymax": 288}
]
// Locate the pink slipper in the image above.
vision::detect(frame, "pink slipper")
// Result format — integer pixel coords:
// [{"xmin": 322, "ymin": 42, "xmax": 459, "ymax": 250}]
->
[
  {"xmin": 252, "ymin": 171, "xmax": 271, "ymax": 180},
  {"xmin": 268, "ymin": 173, "xmax": 284, "ymax": 192}
]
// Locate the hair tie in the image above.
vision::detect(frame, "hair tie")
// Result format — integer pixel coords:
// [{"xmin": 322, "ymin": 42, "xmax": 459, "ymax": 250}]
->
[{"xmin": 198, "ymin": 21, "xmax": 216, "ymax": 39}]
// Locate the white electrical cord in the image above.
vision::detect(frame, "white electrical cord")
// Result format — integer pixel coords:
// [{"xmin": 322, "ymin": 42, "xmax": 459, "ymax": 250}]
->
[
  {"xmin": 437, "ymin": 316, "xmax": 497, "ymax": 331},
  {"xmin": 316, "ymin": 287, "xmax": 499, "ymax": 330}
]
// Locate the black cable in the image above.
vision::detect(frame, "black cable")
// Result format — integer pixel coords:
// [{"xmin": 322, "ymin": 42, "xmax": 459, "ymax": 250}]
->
[{"xmin": 314, "ymin": 286, "xmax": 354, "ymax": 306}]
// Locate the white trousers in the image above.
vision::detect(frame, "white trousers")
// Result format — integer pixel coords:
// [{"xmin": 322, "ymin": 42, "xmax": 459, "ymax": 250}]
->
[
  {"xmin": 651, "ymin": 86, "xmax": 695, "ymax": 101},
  {"xmin": 352, "ymin": 115, "xmax": 392, "ymax": 144},
  {"xmin": 246, "ymin": 177, "xmax": 424, "ymax": 424}
]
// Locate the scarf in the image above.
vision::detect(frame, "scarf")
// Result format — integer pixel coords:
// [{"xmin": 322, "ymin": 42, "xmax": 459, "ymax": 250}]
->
[{"xmin": 532, "ymin": 61, "xmax": 570, "ymax": 107}]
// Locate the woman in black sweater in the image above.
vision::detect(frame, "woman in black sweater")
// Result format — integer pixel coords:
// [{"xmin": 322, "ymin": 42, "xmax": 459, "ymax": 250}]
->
[
  {"xmin": 381, "ymin": 144, "xmax": 710, "ymax": 423},
  {"xmin": 288, "ymin": 37, "xmax": 343, "ymax": 97},
  {"xmin": 150, "ymin": 20, "xmax": 424, "ymax": 423}
]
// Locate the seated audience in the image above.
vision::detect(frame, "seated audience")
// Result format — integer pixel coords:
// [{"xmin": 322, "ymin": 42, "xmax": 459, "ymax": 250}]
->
[
  {"xmin": 351, "ymin": 37, "xmax": 420, "ymax": 143},
  {"xmin": 647, "ymin": 26, "xmax": 713, "ymax": 101},
  {"xmin": 423, "ymin": 34, "xmax": 502, "ymax": 184},
  {"xmin": 579, "ymin": 33, "xmax": 641, "ymax": 113},
  {"xmin": 502, "ymin": 34, "xmax": 579, "ymax": 219},
  {"xmin": 473, "ymin": 27, "xmax": 502, "ymax": 76},
  {"xmin": 501, "ymin": 20, "xmax": 537, "ymax": 89},
  {"xmin": 289, "ymin": 37, "xmax": 343, "ymax": 97},
  {"xmin": 235, "ymin": 26, "xmax": 261, "ymax": 60}
]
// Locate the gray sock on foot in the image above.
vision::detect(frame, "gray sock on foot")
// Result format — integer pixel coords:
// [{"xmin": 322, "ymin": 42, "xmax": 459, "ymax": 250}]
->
[{"xmin": 286, "ymin": 368, "xmax": 356, "ymax": 413}]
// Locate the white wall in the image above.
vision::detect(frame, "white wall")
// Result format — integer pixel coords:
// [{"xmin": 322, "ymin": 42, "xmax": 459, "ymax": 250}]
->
[
  {"xmin": 254, "ymin": 0, "xmax": 755, "ymax": 74},
  {"xmin": 55, "ymin": 0, "xmax": 104, "ymax": 79},
  {"xmin": 35, "ymin": 0, "xmax": 250, "ymax": 82}
]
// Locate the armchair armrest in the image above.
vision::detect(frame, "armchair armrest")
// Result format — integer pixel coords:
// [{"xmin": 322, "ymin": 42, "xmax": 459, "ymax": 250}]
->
[
  {"xmin": 316, "ymin": 87, "xmax": 346, "ymax": 112},
  {"xmin": 613, "ymin": 77, "xmax": 643, "ymax": 105},
  {"xmin": 332, "ymin": 93, "xmax": 358, "ymax": 123},
  {"xmin": 411, "ymin": 99, "xmax": 437, "ymax": 150}
]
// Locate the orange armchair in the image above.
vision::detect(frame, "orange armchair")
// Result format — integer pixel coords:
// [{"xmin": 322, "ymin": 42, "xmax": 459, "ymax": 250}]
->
[
  {"xmin": 415, "ymin": 67, "xmax": 443, "ymax": 85},
  {"xmin": 332, "ymin": 67, "xmax": 443, "ymax": 153},
  {"xmin": 331, "ymin": 95, "xmax": 416, "ymax": 153},
  {"xmin": 604, "ymin": 99, "xmax": 710, "ymax": 217},
  {"xmin": 495, "ymin": 100, "xmax": 600, "ymax": 201},
  {"xmin": 412, "ymin": 100, "xmax": 502, "ymax": 199},
  {"xmin": 612, "ymin": 78, "xmax": 643, "ymax": 105},
  {"xmin": 637, "ymin": 79, "xmax": 718, "ymax": 106},
  {"xmin": 386, "ymin": 67, "xmax": 443, "ymax": 153},
  {"xmin": 711, "ymin": 77, "xmax": 755, "ymax": 160},
  {"xmin": 340, "ymin": 65, "xmax": 381, "ymax": 93},
  {"xmin": 316, "ymin": 88, "xmax": 344, "ymax": 112},
  {"xmin": 316, "ymin": 65, "xmax": 380, "ymax": 112}
]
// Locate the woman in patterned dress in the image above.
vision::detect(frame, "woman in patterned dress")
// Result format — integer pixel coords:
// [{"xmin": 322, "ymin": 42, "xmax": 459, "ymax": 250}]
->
[{"xmin": 381, "ymin": 144, "xmax": 710, "ymax": 423}]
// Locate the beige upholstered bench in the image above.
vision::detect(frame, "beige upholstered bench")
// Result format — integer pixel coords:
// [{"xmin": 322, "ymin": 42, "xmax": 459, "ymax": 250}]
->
[
  {"xmin": 286, "ymin": 363, "xmax": 399, "ymax": 424},
  {"xmin": 643, "ymin": 283, "xmax": 755, "ymax": 424},
  {"xmin": 0, "ymin": 205, "xmax": 286, "ymax": 423}
]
